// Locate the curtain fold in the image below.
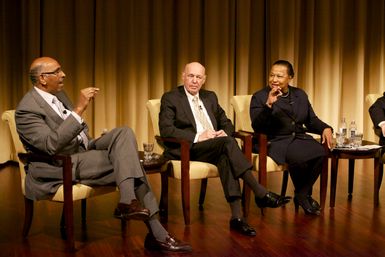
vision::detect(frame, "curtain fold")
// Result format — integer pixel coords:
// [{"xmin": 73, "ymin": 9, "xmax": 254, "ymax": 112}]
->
[{"xmin": 1, "ymin": 0, "xmax": 385, "ymax": 163}]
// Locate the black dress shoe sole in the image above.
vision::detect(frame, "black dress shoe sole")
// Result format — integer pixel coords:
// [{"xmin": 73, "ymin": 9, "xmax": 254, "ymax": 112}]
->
[
  {"xmin": 114, "ymin": 209, "xmax": 150, "ymax": 221},
  {"xmin": 230, "ymin": 227, "xmax": 257, "ymax": 237}
]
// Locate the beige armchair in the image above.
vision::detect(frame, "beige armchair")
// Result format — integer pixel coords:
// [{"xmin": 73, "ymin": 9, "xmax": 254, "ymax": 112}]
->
[
  {"xmin": 230, "ymin": 95, "xmax": 328, "ymax": 210},
  {"xmin": 146, "ymin": 99, "xmax": 252, "ymax": 225},
  {"xmin": 230, "ymin": 95, "xmax": 289, "ymax": 195},
  {"xmin": 2, "ymin": 110, "xmax": 118, "ymax": 251}
]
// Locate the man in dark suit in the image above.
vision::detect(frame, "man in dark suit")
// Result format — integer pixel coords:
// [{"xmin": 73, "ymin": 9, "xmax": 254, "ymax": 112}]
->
[
  {"xmin": 369, "ymin": 93, "xmax": 385, "ymax": 146},
  {"xmin": 15, "ymin": 56, "xmax": 191, "ymax": 252},
  {"xmin": 159, "ymin": 62, "xmax": 290, "ymax": 237},
  {"xmin": 250, "ymin": 60, "xmax": 333, "ymax": 216}
]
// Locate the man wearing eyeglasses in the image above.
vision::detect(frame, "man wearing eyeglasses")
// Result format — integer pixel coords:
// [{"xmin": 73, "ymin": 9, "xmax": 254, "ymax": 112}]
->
[
  {"xmin": 159, "ymin": 62, "xmax": 290, "ymax": 237},
  {"xmin": 15, "ymin": 57, "xmax": 191, "ymax": 253}
]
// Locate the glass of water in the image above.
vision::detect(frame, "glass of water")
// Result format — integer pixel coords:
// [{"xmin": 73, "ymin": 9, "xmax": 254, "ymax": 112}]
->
[
  {"xmin": 335, "ymin": 132, "xmax": 345, "ymax": 147},
  {"xmin": 143, "ymin": 143, "xmax": 154, "ymax": 162}
]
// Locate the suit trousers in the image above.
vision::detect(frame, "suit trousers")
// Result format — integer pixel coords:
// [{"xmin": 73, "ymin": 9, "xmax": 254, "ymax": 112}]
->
[
  {"xmin": 71, "ymin": 126, "xmax": 159, "ymax": 215},
  {"xmin": 190, "ymin": 136, "xmax": 257, "ymax": 201}
]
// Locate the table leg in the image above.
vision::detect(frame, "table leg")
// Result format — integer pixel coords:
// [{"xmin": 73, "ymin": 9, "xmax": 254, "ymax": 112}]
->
[
  {"xmin": 348, "ymin": 159, "xmax": 355, "ymax": 200},
  {"xmin": 330, "ymin": 156, "xmax": 339, "ymax": 207},
  {"xmin": 374, "ymin": 157, "xmax": 383, "ymax": 207}
]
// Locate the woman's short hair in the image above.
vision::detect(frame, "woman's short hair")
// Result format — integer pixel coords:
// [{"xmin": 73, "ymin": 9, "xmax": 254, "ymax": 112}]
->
[{"xmin": 273, "ymin": 60, "xmax": 294, "ymax": 78}]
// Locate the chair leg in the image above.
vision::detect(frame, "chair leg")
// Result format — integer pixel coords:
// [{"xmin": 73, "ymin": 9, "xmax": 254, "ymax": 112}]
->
[
  {"xmin": 319, "ymin": 155, "xmax": 329, "ymax": 210},
  {"xmin": 60, "ymin": 207, "xmax": 65, "ymax": 232},
  {"xmin": 198, "ymin": 178, "xmax": 208, "ymax": 211},
  {"xmin": 22, "ymin": 197, "xmax": 34, "ymax": 237},
  {"xmin": 181, "ymin": 175, "xmax": 191, "ymax": 225},
  {"xmin": 60, "ymin": 203, "xmax": 75, "ymax": 251},
  {"xmin": 330, "ymin": 156, "xmax": 339, "ymax": 208},
  {"xmin": 159, "ymin": 171, "xmax": 169, "ymax": 223},
  {"xmin": 281, "ymin": 170, "xmax": 289, "ymax": 197},
  {"xmin": 81, "ymin": 199, "xmax": 87, "ymax": 228}
]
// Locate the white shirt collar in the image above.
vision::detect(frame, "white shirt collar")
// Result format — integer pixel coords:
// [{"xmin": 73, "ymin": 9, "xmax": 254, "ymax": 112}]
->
[
  {"xmin": 34, "ymin": 86, "xmax": 56, "ymax": 105},
  {"xmin": 184, "ymin": 86, "xmax": 200, "ymax": 103}
]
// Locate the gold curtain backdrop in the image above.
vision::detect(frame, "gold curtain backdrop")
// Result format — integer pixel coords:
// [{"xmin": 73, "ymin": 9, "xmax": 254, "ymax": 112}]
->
[{"xmin": 1, "ymin": 0, "xmax": 384, "ymax": 163}]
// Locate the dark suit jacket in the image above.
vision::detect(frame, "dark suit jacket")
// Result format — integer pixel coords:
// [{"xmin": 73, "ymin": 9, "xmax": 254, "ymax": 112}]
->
[
  {"xmin": 368, "ymin": 92, "xmax": 385, "ymax": 145},
  {"xmin": 15, "ymin": 88, "xmax": 90, "ymax": 200},
  {"xmin": 159, "ymin": 85, "xmax": 234, "ymax": 159},
  {"xmin": 250, "ymin": 86, "xmax": 331, "ymax": 164}
]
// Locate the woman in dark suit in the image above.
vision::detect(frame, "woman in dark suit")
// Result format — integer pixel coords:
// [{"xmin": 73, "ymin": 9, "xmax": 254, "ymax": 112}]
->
[
  {"xmin": 369, "ymin": 93, "xmax": 385, "ymax": 146},
  {"xmin": 250, "ymin": 60, "xmax": 333, "ymax": 215}
]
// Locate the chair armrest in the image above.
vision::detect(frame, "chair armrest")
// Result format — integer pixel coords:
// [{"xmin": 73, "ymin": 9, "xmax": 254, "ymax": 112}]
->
[
  {"xmin": 155, "ymin": 135, "xmax": 191, "ymax": 180},
  {"xmin": 18, "ymin": 152, "xmax": 73, "ymax": 205},
  {"xmin": 233, "ymin": 131, "xmax": 253, "ymax": 162},
  {"xmin": 251, "ymin": 132, "xmax": 269, "ymax": 185}
]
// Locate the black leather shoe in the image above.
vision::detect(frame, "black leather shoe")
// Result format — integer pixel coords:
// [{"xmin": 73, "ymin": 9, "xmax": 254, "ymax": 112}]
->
[
  {"xmin": 307, "ymin": 195, "xmax": 321, "ymax": 210},
  {"xmin": 294, "ymin": 196, "xmax": 321, "ymax": 216},
  {"xmin": 229, "ymin": 218, "xmax": 256, "ymax": 237},
  {"xmin": 255, "ymin": 192, "xmax": 291, "ymax": 209},
  {"xmin": 144, "ymin": 233, "xmax": 192, "ymax": 252},
  {"xmin": 114, "ymin": 200, "xmax": 150, "ymax": 221}
]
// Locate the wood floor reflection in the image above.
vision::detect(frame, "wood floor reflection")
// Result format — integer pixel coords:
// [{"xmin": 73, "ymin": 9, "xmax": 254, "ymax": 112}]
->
[{"xmin": 1, "ymin": 159, "xmax": 385, "ymax": 257}]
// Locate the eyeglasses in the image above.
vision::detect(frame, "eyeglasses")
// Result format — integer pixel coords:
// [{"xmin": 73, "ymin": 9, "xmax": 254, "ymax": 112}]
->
[
  {"xmin": 186, "ymin": 73, "xmax": 205, "ymax": 81},
  {"xmin": 41, "ymin": 68, "xmax": 62, "ymax": 76}
]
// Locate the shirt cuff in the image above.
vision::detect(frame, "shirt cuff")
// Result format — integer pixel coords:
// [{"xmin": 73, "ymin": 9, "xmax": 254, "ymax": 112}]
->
[{"xmin": 379, "ymin": 121, "xmax": 385, "ymax": 128}]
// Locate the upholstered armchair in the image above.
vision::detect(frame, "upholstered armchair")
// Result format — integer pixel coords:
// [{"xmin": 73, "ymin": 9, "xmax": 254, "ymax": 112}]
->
[
  {"xmin": 2, "ymin": 110, "xmax": 118, "ymax": 251},
  {"xmin": 230, "ymin": 95, "xmax": 328, "ymax": 210},
  {"xmin": 146, "ymin": 99, "xmax": 253, "ymax": 225}
]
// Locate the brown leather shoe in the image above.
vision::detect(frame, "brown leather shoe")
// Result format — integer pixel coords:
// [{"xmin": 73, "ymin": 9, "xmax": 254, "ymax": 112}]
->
[
  {"xmin": 144, "ymin": 233, "xmax": 192, "ymax": 253},
  {"xmin": 114, "ymin": 200, "xmax": 150, "ymax": 221}
]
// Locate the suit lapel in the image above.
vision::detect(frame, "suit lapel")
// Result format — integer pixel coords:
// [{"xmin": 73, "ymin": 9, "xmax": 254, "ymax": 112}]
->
[
  {"xmin": 178, "ymin": 87, "xmax": 198, "ymax": 130},
  {"xmin": 31, "ymin": 89, "xmax": 64, "ymax": 124},
  {"xmin": 56, "ymin": 91, "xmax": 74, "ymax": 111}
]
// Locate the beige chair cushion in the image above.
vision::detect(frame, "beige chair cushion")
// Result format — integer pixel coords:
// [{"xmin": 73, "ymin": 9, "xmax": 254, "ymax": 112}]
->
[
  {"xmin": 164, "ymin": 160, "xmax": 219, "ymax": 179},
  {"xmin": 365, "ymin": 94, "xmax": 382, "ymax": 106}
]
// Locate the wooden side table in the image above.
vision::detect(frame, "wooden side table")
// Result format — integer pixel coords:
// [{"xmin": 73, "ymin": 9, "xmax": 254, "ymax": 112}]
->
[
  {"xmin": 329, "ymin": 140, "xmax": 384, "ymax": 207},
  {"xmin": 138, "ymin": 151, "xmax": 169, "ymax": 222}
]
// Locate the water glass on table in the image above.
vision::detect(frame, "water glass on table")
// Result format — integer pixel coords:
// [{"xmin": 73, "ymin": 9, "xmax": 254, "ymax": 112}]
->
[
  {"xmin": 143, "ymin": 143, "xmax": 154, "ymax": 162},
  {"xmin": 353, "ymin": 133, "xmax": 363, "ymax": 148},
  {"xmin": 335, "ymin": 132, "xmax": 345, "ymax": 147}
]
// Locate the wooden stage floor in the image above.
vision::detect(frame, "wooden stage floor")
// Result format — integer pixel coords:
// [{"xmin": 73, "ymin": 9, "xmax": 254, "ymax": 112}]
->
[{"xmin": 1, "ymin": 158, "xmax": 385, "ymax": 257}]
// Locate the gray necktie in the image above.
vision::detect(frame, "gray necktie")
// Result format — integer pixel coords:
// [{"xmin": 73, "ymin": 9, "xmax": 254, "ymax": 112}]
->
[{"xmin": 192, "ymin": 96, "xmax": 213, "ymax": 130}]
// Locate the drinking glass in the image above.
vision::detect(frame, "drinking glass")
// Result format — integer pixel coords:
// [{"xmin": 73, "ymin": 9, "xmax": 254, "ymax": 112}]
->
[
  {"xmin": 335, "ymin": 132, "xmax": 345, "ymax": 147},
  {"xmin": 353, "ymin": 133, "xmax": 363, "ymax": 148},
  {"xmin": 143, "ymin": 143, "xmax": 154, "ymax": 162}
]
